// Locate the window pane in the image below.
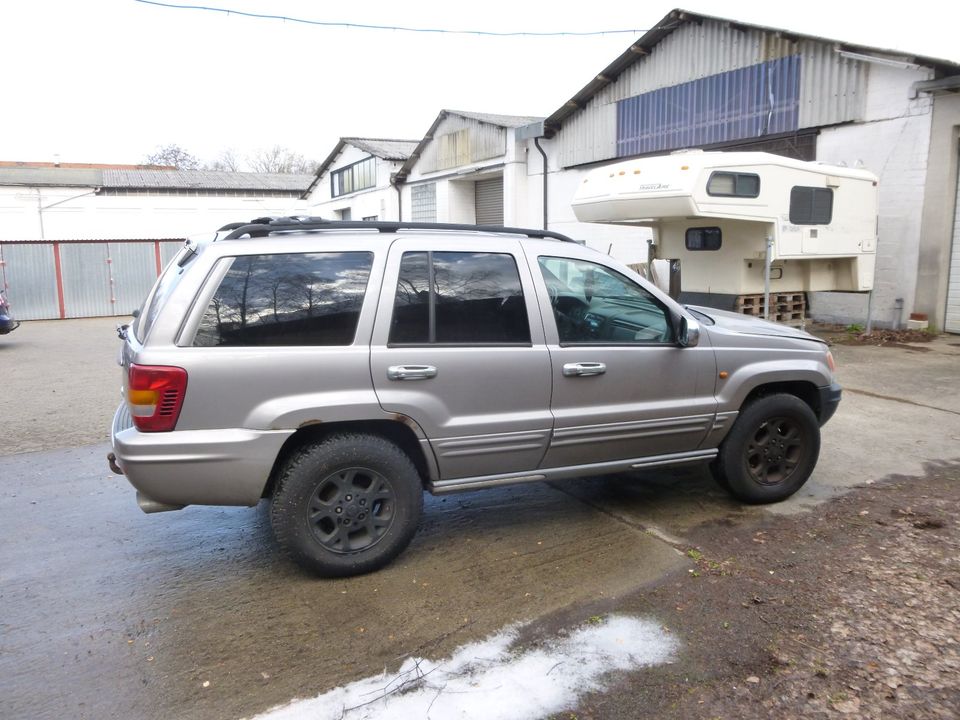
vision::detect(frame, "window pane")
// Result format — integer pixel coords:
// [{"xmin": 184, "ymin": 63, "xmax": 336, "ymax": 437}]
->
[
  {"xmin": 707, "ymin": 172, "xmax": 735, "ymax": 195},
  {"xmin": 790, "ymin": 186, "xmax": 833, "ymax": 224},
  {"xmin": 685, "ymin": 226, "xmax": 722, "ymax": 251},
  {"xmin": 538, "ymin": 256, "xmax": 672, "ymax": 344},
  {"xmin": 390, "ymin": 252, "xmax": 430, "ymax": 344},
  {"xmin": 433, "ymin": 252, "xmax": 529, "ymax": 343},
  {"xmin": 194, "ymin": 252, "xmax": 372, "ymax": 347},
  {"xmin": 737, "ymin": 174, "xmax": 760, "ymax": 197}
]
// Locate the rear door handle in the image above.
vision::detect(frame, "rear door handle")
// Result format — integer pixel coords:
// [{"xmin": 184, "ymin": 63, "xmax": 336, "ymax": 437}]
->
[
  {"xmin": 387, "ymin": 365, "xmax": 438, "ymax": 381},
  {"xmin": 562, "ymin": 362, "xmax": 606, "ymax": 377}
]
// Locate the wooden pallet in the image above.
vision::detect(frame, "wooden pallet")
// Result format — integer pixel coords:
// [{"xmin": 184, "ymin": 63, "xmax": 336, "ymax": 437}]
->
[{"xmin": 736, "ymin": 293, "xmax": 806, "ymax": 326}]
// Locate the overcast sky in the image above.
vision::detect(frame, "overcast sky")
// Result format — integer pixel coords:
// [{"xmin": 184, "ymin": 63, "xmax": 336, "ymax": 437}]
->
[{"xmin": 3, "ymin": 0, "xmax": 957, "ymax": 169}]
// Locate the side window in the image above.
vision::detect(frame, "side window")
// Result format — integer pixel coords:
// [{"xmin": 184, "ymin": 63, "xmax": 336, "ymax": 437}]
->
[
  {"xmin": 193, "ymin": 252, "xmax": 372, "ymax": 347},
  {"xmin": 538, "ymin": 256, "xmax": 673, "ymax": 345},
  {"xmin": 706, "ymin": 171, "xmax": 760, "ymax": 198},
  {"xmin": 389, "ymin": 251, "xmax": 530, "ymax": 344},
  {"xmin": 790, "ymin": 186, "xmax": 834, "ymax": 225},
  {"xmin": 685, "ymin": 226, "xmax": 722, "ymax": 251}
]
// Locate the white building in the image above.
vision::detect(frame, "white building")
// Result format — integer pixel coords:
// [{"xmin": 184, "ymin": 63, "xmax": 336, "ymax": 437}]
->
[
  {"xmin": 0, "ymin": 163, "xmax": 311, "ymax": 319},
  {"xmin": 516, "ymin": 9, "xmax": 960, "ymax": 332},
  {"xmin": 303, "ymin": 138, "xmax": 418, "ymax": 221},
  {"xmin": 394, "ymin": 110, "xmax": 542, "ymax": 226}
]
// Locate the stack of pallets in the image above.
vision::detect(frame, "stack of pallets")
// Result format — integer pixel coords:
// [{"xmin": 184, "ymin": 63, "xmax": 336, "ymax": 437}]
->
[{"xmin": 736, "ymin": 293, "xmax": 806, "ymax": 326}]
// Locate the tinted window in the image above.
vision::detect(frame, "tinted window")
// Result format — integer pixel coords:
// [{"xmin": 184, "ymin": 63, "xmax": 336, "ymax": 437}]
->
[
  {"xmin": 790, "ymin": 186, "xmax": 834, "ymax": 225},
  {"xmin": 390, "ymin": 251, "xmax": 530, "ymax": 344},
  {"xmin": 707, "ymin": 172, "xmax": 760, "ymax": 198},
  {"xmin": 685, "ymin": 226, "xmax": 722, "ymax": 251},
  {"xmin": 194, "ymin": 252, "xmax": 372, "ymax": 347},
  {"xmin": 539, "ymin": 257, "xmax": 673, "ymax": 344}
]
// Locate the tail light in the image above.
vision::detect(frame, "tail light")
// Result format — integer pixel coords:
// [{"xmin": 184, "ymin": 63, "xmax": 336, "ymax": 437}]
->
[{"xmin": 128, "ymin": 364, "xmax": 187, "ymax": 432}]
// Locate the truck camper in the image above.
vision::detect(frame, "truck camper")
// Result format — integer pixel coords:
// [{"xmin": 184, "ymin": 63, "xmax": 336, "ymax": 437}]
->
[{"xmin": 572, "ymin": 150, "xmax": 878, "ymax": 324}]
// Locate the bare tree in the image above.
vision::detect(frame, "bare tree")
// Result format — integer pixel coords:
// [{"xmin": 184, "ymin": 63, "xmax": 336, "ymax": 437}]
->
[
  {"xmin": 204, "ymin": 148, "xmax": 243, "ymax": 172},
  {"xmin": 145, "ymin": 144, "xmax": 200, "ymax": 170},
  {"xmin": 247, "ymin": 145, "xmax": 317, "ymax": 174}
]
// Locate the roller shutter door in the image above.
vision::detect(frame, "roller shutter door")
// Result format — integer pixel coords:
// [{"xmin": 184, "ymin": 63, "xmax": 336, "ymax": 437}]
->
[
  {"xmin": 475, "ymin": 177, "xmax": 503, "ymax": 225},
  {"xmin": 947, "ymin": 151, "xmax": 960, "ymax": 334}
]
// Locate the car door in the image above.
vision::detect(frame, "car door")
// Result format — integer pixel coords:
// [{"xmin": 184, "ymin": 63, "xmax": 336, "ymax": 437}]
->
[
  {"xmin": 370, "ymin": 236, "xmax": 553, "ymax": 481},
  {"xmin": 529, "ymin": 251, "xmax": 717, "ymax": 469}
]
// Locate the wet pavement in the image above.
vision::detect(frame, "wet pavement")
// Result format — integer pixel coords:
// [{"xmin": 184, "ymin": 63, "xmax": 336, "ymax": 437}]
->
[{"xmin": 2, "ymin": 321, "xmax": 959, "ymax": 719}]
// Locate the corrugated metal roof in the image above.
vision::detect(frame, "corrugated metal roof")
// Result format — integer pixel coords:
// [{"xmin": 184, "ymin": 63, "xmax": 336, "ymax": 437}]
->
[
  {"xmin": 0, "ymin": 166, "xmax": 313, "ymax": 192},
  {"xmin": 543, "ymin": 7, "xmax": 960, "ymax": 137},
  {"xmin": 343, "ymin": 138, "xmax": 418, "ymax": 161},
  {"xmin": 445, "ymin": 110, "xmax": 543, "ymax": 128},
  {"xmin": 0, "ymin": 167, "xmax": 104, "ymax": 187},
  {"xmin": 102, "ymin": 169, "xmax": 313, "ymax": 191}
]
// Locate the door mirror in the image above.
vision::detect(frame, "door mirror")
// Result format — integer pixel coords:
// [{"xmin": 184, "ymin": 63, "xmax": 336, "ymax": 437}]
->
[{"xmin": 677, "ymin": 315, "xmax": 700, "ymax": 347}]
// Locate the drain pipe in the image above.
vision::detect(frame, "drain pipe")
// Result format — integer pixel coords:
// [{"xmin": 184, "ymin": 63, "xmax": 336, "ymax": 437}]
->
[
  {"xmin": 534, "ymin": 137, "xmax": 548, "ymax": 230},
  {"xmin": 390, "ymin": 173, "xmax": 403, "ymax": 221}
]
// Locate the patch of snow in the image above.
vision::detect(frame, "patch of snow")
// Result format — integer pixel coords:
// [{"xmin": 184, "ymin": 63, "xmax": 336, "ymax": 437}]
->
[{"xmin": 250, "ymin": 615, "xmax": 676, "ymax": 720}]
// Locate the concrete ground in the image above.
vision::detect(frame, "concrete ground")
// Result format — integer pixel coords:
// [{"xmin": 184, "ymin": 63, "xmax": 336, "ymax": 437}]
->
[{"xmin": 1, "ymin": 318, "xmax": 958, "ymax": 719}]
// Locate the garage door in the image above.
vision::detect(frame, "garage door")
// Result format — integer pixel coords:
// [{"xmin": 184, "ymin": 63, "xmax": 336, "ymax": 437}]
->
[
  {"xmin": 947, "ymin": 150, "xmax": 960, "ymax": 334},
  {"xmin": 475, "ymin": 177, "xmax": 504, "ymax": 225}
]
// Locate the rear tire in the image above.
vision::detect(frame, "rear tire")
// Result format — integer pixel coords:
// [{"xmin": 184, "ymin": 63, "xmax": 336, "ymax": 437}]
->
[
  {"xmin": 714, "ymin": 394, "xmax": 820, "ymax": 504},
  {"xmin": 271, "ymin": 433, "xmax": 423, "ymax": 577}
]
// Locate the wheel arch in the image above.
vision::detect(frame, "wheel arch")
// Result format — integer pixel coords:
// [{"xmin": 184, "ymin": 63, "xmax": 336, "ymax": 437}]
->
[
  {"xmin": 261, "ymin": 419, "xmax": 436, "ymax": 499},
  {"xmin": 741, "ymin": 380, "xmax": 822, "ymax": 419}
]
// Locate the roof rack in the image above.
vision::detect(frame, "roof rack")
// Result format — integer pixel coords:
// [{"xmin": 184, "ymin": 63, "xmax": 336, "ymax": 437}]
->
[{"xmin": 219, "ymin": 216, "xmax": 579, "ymax": 243}]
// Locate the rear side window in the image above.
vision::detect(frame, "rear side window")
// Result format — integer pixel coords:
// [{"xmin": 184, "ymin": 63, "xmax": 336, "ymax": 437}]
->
[
  {"xmin": 790, "ymin": 186, "xmax": 834, "ymax": 225},
  {"xmin": 390, "ymin": 251, "xmax": 530, "ymax": 344},
  {"xmin": 193, "ymin": 252, "xmax": 372, "ymax": 347}
]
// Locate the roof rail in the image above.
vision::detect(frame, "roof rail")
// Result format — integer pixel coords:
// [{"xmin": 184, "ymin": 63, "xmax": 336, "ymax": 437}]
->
[{"xmin": 219, "ymin": 217, "xmax": 579, "ymax": 243}]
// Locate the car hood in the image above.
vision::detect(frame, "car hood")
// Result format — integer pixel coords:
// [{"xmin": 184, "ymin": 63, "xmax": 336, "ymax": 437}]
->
[{"xmin": 687, "ymin": 305, "xmax": 825, "ymax": 344}]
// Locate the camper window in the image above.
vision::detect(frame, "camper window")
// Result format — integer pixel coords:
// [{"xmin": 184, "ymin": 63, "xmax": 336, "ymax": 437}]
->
[
  {"xmin": 706, "ymin": 172, "xmax": 760, "ymax": 198},
  {"xmin": 686, "ymin": 227, "xmax": 722, "ymax": 251},
  {"xmin": 789, "ymin": 186, "xmax": 834, "ymax": 225}
]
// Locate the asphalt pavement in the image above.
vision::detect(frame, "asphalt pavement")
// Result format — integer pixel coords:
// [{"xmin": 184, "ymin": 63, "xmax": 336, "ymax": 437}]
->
[{"xmin": 2, "ymin": 318, "xmax": 958, "ymax": 719}]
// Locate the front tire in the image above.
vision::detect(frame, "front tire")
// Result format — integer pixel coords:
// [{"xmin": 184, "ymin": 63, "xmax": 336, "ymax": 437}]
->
[
  {"xmin": 714, "ymin": 394, "xmax": 820, "ymax": 504},
  {"xmin": 271, "ymin": 433, "xmax": 423, "ymax": 577}
]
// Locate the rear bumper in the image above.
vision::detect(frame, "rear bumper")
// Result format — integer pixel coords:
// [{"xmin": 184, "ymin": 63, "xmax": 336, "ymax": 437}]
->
[
  {"xmin": 817, "ymin": 381, "xmax": 842, "ymax": 426},
  {"xmin": 110, "ymin": 403, "xmax": 294, "ymax": 509}
]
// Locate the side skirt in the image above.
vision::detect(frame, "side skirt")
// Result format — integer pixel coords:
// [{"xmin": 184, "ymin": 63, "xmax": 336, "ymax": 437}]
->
[{"xmin": 427, "ymin": 448, "xmax": 718, "ymax": 494}]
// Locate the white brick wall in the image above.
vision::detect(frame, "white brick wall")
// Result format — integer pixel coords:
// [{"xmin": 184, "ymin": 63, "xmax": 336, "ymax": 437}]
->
[{"xmin": 812, "ymin": 66, "xmax": 934, "ymax": 327}]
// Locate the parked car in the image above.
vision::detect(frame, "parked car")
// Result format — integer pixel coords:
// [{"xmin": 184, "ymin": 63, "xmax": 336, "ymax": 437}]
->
[
  {"xmin": 0, "ymin": 290, "xmax": 19, "ymax": 335},
  {"xmin": 109, "ymin": 218, "xmax": 840, "ymax": 577}
]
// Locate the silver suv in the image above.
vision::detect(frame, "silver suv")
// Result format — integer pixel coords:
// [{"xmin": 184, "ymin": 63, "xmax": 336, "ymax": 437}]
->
[{"xmin": 110, "ymin": 218, "xmax": 841, "ymax": 577}]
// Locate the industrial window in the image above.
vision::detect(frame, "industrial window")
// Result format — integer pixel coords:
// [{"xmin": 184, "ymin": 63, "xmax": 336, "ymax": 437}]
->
[
  {"xmin": 193, "ymin": 252, "xmax": 373, "ymax": 347},
  {"xmin": 362, "ymin": 215, "xmax": 378, "ymax": 221},
  {"xmin": 685, "ymin": 227, "xmax": 722, "ymax": 251},
  {"xmin": 790, "ymin": 186, "xmax": 834, "ymax": 225},
  {"xmin": 330, "ymin": 156, "xmax": 377, "ymax": 197},
  {"xmin": 411, "ymin": 183, "xmax": 437, "ymax": 222},
  {"xmin": 390, "ymin": 251, "xmax": 530, "ymax": 345},
  {"xmin": 707, "ymin": 172, "xmax": 760, "ymax": 198}
]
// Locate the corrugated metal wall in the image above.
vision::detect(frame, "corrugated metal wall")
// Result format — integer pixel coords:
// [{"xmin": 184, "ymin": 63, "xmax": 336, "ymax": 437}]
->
[
  {"xmin": 419, "ymin": 116, "xmax": 507, "ymax": 173},
  {"xmin": 557, "ymin": 18, "xmax": 866, "ymax": 167},
  {"xmin": 0, "ymin": 240, "xmax": 183, "ymax": 320},
  {"xmin": 0, "ymin": 244, "xmax": 60, "ymax": 319}
]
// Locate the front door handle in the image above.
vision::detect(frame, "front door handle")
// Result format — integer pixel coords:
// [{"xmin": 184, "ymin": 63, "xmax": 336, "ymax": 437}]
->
[
  {"xmin": 387, "ymin": 365, "xmax": 438, "ymax": 381},
  {"xmin": 562, "ymin": 362, "xmax": 606, "ymax": 377}
]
